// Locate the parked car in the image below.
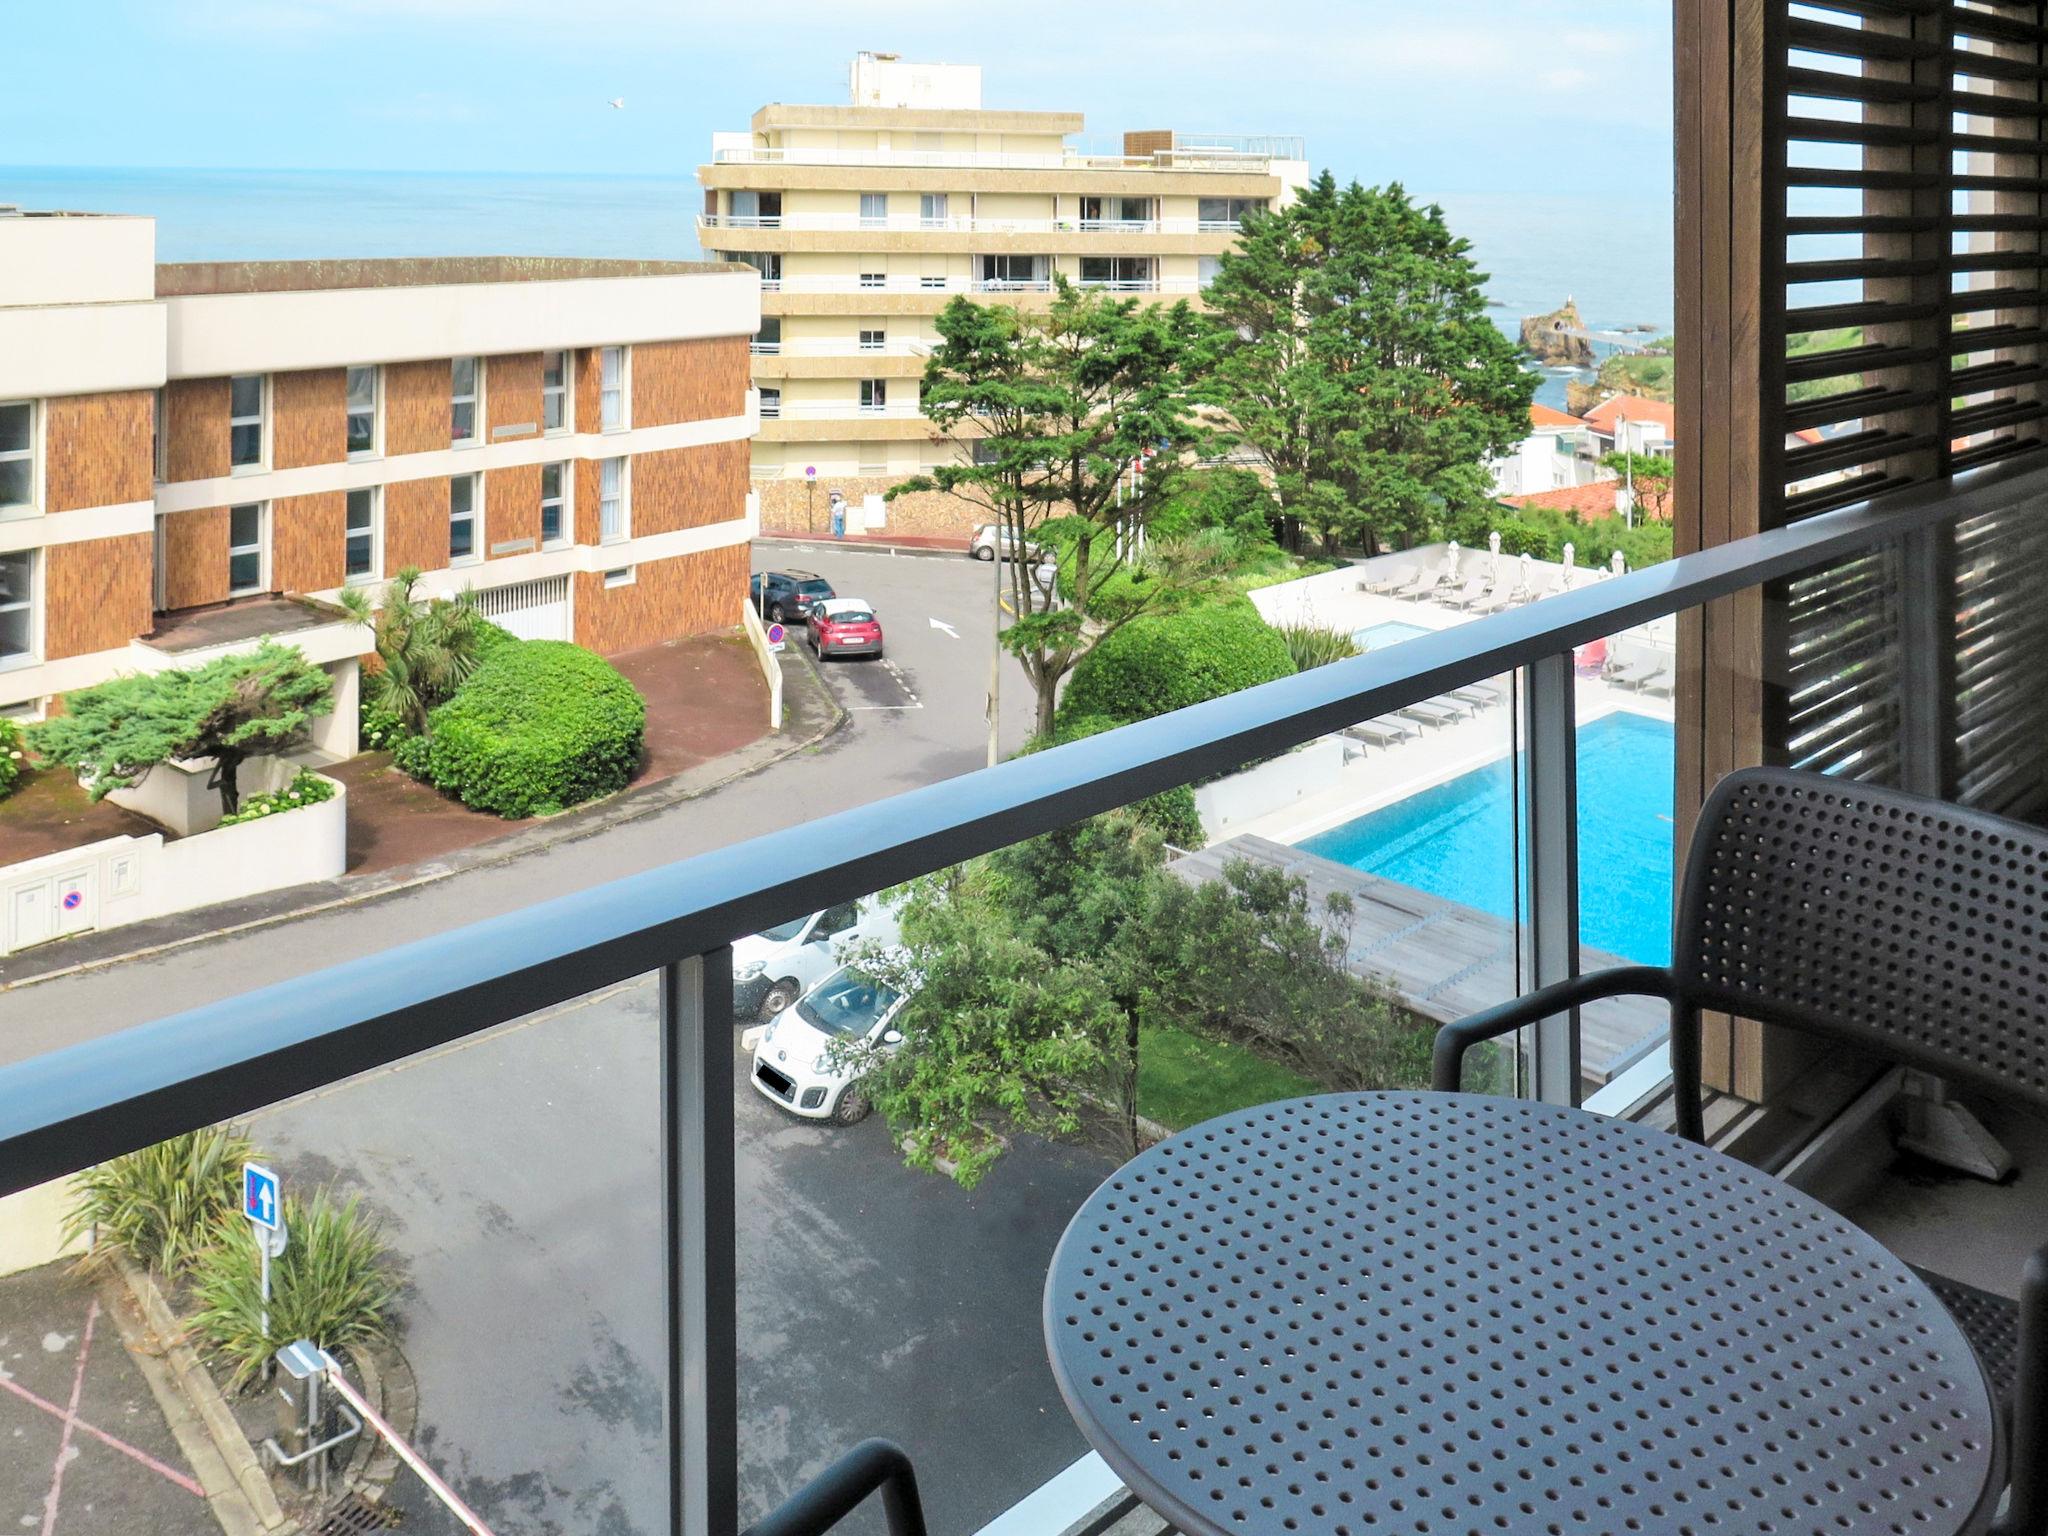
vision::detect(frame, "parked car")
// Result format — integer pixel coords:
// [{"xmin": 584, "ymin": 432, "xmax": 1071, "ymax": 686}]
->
[
  {"xmin": 807, "ymin": 597, "xmax": 884, "ymax": 660},
  {"xmin": 741, "ymin": 959, "xmax": 913, "ymax": 1124},
  {"xmin": 750, "ymin": 569, "xmax": 835, "ymax": 623},
  {"xmin": 730, "ymin": 898, "xmax": 899, "ymax": 1021},
  {"xmin": 968, "ymin": 524, "xmax": 1043, "ymax": 562}
]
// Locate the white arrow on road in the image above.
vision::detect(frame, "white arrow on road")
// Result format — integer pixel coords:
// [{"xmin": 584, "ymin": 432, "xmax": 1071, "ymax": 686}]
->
[{"xmin": 929, "ymin": 617, "xmax": 960, "ymax": 638}]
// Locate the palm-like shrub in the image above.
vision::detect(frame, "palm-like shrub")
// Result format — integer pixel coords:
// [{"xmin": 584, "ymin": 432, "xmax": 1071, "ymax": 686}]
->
[
  {"xmin": 1274, "ymin": 621, "xmax": 1361, "ymax": 672},
  {"xmin": 64, "ymin": 1127, "xmax": 257, "ymax": 1278},
  {"xmin": 340, "ymin": 568, "xmax": 493, "ymax": 737},
  {"xmin": 187, "ymin": 1190, "xmax": 395, "ymax": 1391}
]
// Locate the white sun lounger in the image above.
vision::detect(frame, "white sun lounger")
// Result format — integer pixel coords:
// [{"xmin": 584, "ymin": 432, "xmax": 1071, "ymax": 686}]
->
[
  {"xmin": 1437, "ymin": 575, "xmax": 1490, "ymax": 609},
  {"xmin": 1364, "ymin": 565, "xmax": 1416, "ymax": 596},
  {"xmin": 1399, "ymin": 699, "xmax": 1467, "ymax": 729},
  {"xmin": 1345, "ymin": 718, "xmax": 1418, "ymax": 749},
  {"xmin": 1470, "ymin": 582, "xmax": 1521, "ymax": 615},
  {"xmin": 1393, "ymin": 569, "xmax": 1445, "ymax": 600},
  {"xmin": 1606, "ymin": 659, "xmax": 1662, "ymax": 690}
]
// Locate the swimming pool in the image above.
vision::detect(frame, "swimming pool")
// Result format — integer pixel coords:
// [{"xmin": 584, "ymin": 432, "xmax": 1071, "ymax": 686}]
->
[
  {"xmin": 1352, "ymin": 620, "xmax": 1433, "ymax": 652},
  {"xmin": 1299, "ymin": 711, "xmax": 1676, "ymax": 965}
]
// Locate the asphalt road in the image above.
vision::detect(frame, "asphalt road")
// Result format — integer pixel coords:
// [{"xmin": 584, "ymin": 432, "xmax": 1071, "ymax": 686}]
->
[
  {"xmin": 249, "ymin": 976, "xmax": 1110, "ymax": 1536},
  {"xmin": 0, "ymin": 542, "xmax": 1037, "ymax": 1051}
]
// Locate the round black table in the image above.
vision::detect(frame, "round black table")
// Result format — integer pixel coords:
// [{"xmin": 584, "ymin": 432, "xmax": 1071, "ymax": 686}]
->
[{"xmin": 1044, "ymin": 1092, "xmax": 2001, "ymax": 1536}]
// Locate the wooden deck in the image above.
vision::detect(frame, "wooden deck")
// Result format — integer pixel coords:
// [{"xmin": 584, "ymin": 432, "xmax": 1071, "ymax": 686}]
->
[{"xmin": 1170, "ymin": 835, "xmax": 1668, "ymax": 1091}]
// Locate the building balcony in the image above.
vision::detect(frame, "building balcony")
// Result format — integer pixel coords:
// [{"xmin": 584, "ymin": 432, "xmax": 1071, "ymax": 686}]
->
[
  {"xmin": 710, "ymin": 145, "xmax": 1291, "ymax": 174},
  {"xmin": 2, "ymin": 443, "xmax": 2042, "ymax": 1536},
  {"xmin": 749, "ymin": 338, "xmax": 932, "ymax": 358},
  {"xmin": 752, "ymin": 274, "xmax": 1202, "ymax": 297},
  {"xmin": 703, "ymin": 213, "xmax": 1245, "ymax": 236}
]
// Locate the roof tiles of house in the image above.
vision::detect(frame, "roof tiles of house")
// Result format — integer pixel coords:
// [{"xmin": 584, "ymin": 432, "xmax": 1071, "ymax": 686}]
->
[
  {"xmin": 1581, "ymin": 394, "xmax": 1676, "ymax": 434},
  {"xmin": 1529, "ymin": 403, "xmax": 1586, "ymax": 431},
  {"xmin": 1501, "ymin": 482, "xmax": 1626, "ymax": 517}
]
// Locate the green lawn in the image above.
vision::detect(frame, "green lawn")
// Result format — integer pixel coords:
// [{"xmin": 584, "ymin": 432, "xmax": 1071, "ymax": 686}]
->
[{"xmin": 1137, "ymin": 1023, "xmax": 1320, "ymax": 1131}]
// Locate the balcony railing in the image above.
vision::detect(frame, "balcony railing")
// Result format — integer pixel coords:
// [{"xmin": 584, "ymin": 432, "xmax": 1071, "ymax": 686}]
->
[
  {"xmin": 760, "ymin": 398, "xmax": 923, "ymax": 420},
  {"xmin": 0, "ymin": 455, "xmax": 2027, "ymax": 1536},
  {"xmin": 750, "ymin": 339, "xmax": 933, "ymax": 358},
  {"xmin": 702, "ymin": 214, "xmax": 1245, "ymax": 236},
  {"xmin": 753, "ymin": 274, "xmax": 1200, "ymax": 296},
  {"xmin": 710, "ymin": 146, "xmax": 1286, "ymax": 173}
]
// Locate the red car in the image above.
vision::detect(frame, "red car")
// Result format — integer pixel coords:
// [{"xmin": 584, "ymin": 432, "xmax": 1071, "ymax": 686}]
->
[{"xmin": 808, "ymin": 598, "xmax": 884, "ymax": 660}]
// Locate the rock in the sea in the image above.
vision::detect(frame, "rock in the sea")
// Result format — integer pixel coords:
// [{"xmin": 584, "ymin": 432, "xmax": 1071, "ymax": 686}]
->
[{"xmin": 1521, "ymin": 297, "xmax": 1596, "ymax": 368}]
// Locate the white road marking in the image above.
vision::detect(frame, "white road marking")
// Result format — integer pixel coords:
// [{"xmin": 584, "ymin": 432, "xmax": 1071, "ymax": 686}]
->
[
  {"xmin": 845, "ymin": 660, "xmax": 923, "ymax": 711},
  {"xmin": 928, "ymin": 617, "xmax": 960, "ymax": 638}
]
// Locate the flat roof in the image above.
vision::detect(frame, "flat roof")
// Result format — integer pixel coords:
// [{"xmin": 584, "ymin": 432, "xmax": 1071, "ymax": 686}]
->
[
  {"xmin": 156, "ymin": 256, "xmax": 747, "ymax": 298},
  {"xmin": 752, "ymin": 104, "xmax": 1086, "ymax": 134}
]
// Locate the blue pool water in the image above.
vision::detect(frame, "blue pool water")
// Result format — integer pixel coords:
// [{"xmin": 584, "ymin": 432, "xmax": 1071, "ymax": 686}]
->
[
  {"xmin": 1300, "ymin": 712, "xmax": 1676, "ymax": 965},
  {"xmin": 1353, "ymin": 620, "xmax": 1433, "ymax": 652}
]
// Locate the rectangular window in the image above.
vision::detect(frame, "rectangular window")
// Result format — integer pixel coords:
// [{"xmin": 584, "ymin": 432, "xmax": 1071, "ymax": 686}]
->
[
  {"xmin": 602, "ymin": 566, "xmax": 636, "ymax": 589},
  {"xmin": 740, "ymin": 252, "xmax": 783, "ymax": 286},
  {"xmin": 758, "ymin": 387, "xmax": 782, "ymax": 420},
  {"xmin": 1079, "ymin": 256, "xmax": 1156, "ymax": 287},
  {"xmin": 859, "ymin": 192, "xmax": 887, "ymax": 227},
  {"xmin": 600, "ymin": 346, "xmax": 627, "ymax": 432},
  {"xmin": 1199, "ymin": 255, "xmax": 1224, "ymax": 290},
  {"xmin": 860, "ymin": 379, "xmax": 888, "ymax": 414},
  {"xmin": 979, "ymin": 255, "xmax": 1047, "ymax": 288},
  {"xmin": 752, "ymin": 318, "xmax": 783, "ymax": 356},
  {"xmin": 451, "ymin": 357, "xmax": 480, "ymax": 445},
  {"xmin": 229, "ymin": 375, "xmax": 265, "ymax": 471},
  {"xmin": 344, "ymin": 487, "xmax": 379, "ymax": 583},
  {"xmin": 153, "ymin": 389, "xmax": 167, "ymax": 484},
  {"xmin": 228, "ymin": 503, "xmax": 265, "ymax": 594},
  {"xmin": 0, "ymin": 550, "xmax": 33, "ymax": 666},
  {"xmin": 599, "ymin": 457, "xmax": 628, "ymax": 543},
  {"xmin": 859, "ymin": 329, "xmax": 886, "ymax": 352},
  {"xmin": 919, "ymin": 275, "xmax": 947, "ymax": 290},
  {"xmin": 920, "ymin": 192, "xmax": 949, "ymax": 225},
  {"xmin": 449, "ymin": 474, "xmax": 479, "ymax": 562},
  {"xmin": 0, "ymin": 401, "xmax": 32, "ymax": 514},
  {"xmin": 541, "ymin": 351, "xmax": 570, "ymax": 433},
  {"xmin": 859, "ymin": 271, "xmax": 885, "ymax": 289},
  {"xmin": 540, "ymin": 461, "xmax": 568, "ymax": 545},
  {"xmin": 346, "ymin": 366, "xmax": 378, "ymax": 458},
  {"xmin": 730, "ymin": 190, "xmax": 782, "ymax": 225},
  {"xmin": 1198, "ymin": 196, "xmax": 1267, "ymax": 227}
]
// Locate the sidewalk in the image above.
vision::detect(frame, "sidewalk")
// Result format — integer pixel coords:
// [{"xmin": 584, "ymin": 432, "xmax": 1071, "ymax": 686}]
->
[
  {"xmin": 0, "ymin": 1262, "xmax": 215, "ymax": 1536},
  {"xmin": 759, "ymin": 530, "xmax": 969, "ymax": 557}
]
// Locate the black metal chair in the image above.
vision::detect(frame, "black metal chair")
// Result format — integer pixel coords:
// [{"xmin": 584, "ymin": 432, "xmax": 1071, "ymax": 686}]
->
[
  {"xmin": 742, "ymin": 1439, "xmax": 928, "ymax": 1536},
  {"xmin": 1433, "ymin": 766, "xmax": 2048, "ymax": 1535}
]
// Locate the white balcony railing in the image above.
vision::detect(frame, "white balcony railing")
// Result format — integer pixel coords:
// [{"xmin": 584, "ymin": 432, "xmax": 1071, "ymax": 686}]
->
[
  {"xmin": 761, "ymin": 399, "xmax": 927, "ymax": 420},
  {"xmin": 710, "ymin": 146, "xmax": 1284, "ymax": 173},
  {"xmin": 702, "ymin": 214, "xmax": 1246, "ymax": 236},
  {"xmin": 750, "ymin": 339, "xmax": 933, "ymax": 358},
  {"xmin": 754, "ymin": 274, "xmax": 1202, "ymax": 296}
]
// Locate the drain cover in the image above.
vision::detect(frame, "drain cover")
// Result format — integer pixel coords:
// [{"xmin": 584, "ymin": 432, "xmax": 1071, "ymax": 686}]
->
[{"xmin": 311, "ymin": 1491, "xmax": 401, "ymax": 1534}]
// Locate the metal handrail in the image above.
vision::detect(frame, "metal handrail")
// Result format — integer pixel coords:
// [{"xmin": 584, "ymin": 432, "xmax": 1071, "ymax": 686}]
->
[
  {"xmin": 742, "ymin": 1440, "xmax": 927, "ymax": 1536},
  {"xmin": 0, "ymin": 456, "xmax": 2034, "ymax": 1196}
]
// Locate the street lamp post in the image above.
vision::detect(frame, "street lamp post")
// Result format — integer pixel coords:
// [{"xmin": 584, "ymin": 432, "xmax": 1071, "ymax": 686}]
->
[{"xmin": 988, "ymin": 530, "xmax": 1003, "ymax": 770}]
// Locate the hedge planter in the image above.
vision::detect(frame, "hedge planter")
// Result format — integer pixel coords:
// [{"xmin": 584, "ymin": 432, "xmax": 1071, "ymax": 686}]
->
[
  {"xmin": 415, "ymin": 641, "xmax": 646, "ymax": 818},
  {"xmin": 1059, "ymin": 598, "xmax": 1297, "ymax": 728}
]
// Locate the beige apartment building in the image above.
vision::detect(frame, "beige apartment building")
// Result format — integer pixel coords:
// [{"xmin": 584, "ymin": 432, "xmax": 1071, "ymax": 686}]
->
[{"xmin": 698, "ymin": 52, "xmax": 1307, "ymax": 537}]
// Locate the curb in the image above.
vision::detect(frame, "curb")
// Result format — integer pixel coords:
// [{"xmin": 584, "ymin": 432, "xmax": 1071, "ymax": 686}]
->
[
  {"xmin": 106, "ymin": 1258, "xmax": 293, "ymax": 1536},
  {"xmin": 758, "ymin": 534, "xmax": 968, "ymax": 561},
  {"xmin": 0, "ymin": 649, "xmax": 848, "ymax": 994}
]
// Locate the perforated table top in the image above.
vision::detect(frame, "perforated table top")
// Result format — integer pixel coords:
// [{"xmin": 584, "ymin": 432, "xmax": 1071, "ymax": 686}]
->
[{"xmin": 1044, "ymin": 1092, "xmax": 2000, "ymax": 1536}]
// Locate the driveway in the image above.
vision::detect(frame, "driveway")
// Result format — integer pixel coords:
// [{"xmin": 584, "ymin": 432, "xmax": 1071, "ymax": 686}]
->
[
  {"xmin": 249, "ymin": 975, "xmax": 1108, "ymax": 1536},
  {"xmin": 0, "ymin": 544, "xmax": 1036, "ymax": 1053}
]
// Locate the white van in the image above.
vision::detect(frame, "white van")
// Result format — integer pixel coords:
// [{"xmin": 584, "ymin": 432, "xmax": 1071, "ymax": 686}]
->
[{"xmin": 731, "ymin": 898, "xmax": 899, "ymax": 1021}]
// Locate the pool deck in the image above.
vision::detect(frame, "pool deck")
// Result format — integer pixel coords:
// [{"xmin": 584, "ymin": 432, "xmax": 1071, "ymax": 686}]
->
[{"xmin": 1171, "ymin": 835, "xmax": 1667, "ymax": 1093}]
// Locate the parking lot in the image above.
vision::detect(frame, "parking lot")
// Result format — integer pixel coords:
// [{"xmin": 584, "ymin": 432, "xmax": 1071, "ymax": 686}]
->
[{"xmin": 250, "ymin": 973, "xmax": 1111, "ymax": 1536}]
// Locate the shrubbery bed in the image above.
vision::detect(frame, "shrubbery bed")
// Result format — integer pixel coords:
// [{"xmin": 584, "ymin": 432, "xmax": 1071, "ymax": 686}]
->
[{"xmin": 414, "ymin": 641, "xmax": 645, "ymax": 818}]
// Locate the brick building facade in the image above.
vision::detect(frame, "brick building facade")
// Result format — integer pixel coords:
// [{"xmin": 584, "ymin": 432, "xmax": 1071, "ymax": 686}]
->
[{"xmin": 0, "ymin": 211, "xmax": 761, "ymax": 755}]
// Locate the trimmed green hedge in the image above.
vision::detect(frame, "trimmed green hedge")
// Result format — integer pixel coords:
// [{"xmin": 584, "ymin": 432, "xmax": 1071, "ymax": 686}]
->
[
  {"xmin": 416, "ymin": 642, "xmax": 645, "ymax": 818},
  {"xmin": 1060, "ymin": 599, "xmax": 1296, "ymax": 728},
  {"xmin": 0, "ymin": 718, "xmax": 23, "ymax": 799}
]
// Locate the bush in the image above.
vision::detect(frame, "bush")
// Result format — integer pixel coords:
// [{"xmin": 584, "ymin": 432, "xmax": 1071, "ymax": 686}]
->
[
  {"xmin": 1149, "ymin": 468, "xmax": 1283, "ymax": 552},
  {"xmin": 1060, "ymin": 599, "xmax": 1296, "ymax": 728},
  {"xmin": 0, "ymin": 717, "xmax": 24, "ymax": 799},
  {"xmin": 216, "ymin": 770, "xmax": 335, "ymax": 828},
  {"xmin": 416, "ymin": 641, "xmax": 645, "ymax": 818},
  {"xmin": 1274, "ymin": 621, "xmax": 1361, "ymax": 672},
  {"xmin": 63, "ymin": 1127, "xmax": 257, "ymax": 1278},
  {"xmin": 359, "ymin": 697, "xmax": 411, "ymax": 756},
  {"xmin": 187, "ymin": 1190, "xmax": 395, "ymax": 1392},
  {"xmin": 1022, "ymin": 713, "xmax": 1204, "ymax": 847}
]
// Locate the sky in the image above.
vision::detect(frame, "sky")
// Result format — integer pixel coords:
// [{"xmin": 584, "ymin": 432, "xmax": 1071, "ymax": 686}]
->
[{"xmin": 5, "ymin": 0, "xmax": 1673, "ymax": 195}]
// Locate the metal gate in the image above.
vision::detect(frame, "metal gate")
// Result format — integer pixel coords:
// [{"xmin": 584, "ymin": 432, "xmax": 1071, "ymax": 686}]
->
[{"xmin": 471, "ymin": 575, "xmax": 571, "ymax": 642}]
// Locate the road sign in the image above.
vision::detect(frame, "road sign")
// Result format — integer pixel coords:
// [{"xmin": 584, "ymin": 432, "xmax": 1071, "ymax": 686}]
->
[
  {"xmin": 243, "ymin": 1162, "xmax": 281, "ymax": 1232},
  {"xmin": 766, "ymin": 622, "xmax": 786, "ymax": 653},
  {"xmin": 805, "ymin": 465, "xmax": 817, "ymax": 479}
]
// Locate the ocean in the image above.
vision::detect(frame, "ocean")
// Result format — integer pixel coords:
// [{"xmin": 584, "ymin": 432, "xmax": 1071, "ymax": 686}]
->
[{"xmin": 1, "ymin": 167, "xmax": 1672, "ymax": 409}]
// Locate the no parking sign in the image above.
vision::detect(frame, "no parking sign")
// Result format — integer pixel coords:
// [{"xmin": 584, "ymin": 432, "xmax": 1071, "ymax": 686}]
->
[{"xmin": 766, "ymin": 622, "xmax": 786, "ymax": 654}]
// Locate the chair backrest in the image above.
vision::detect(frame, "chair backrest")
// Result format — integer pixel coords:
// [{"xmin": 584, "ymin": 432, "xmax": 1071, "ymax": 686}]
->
[{"xmin": 1673, "ymin": 767, "xmax": 2048, "ymax": 1111}]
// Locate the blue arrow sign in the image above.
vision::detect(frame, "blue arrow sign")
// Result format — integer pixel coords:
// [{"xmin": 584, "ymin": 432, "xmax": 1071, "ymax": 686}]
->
[{"xmin": 243, "ymin": 1162, "xmax": 281, "ymax": 1232}]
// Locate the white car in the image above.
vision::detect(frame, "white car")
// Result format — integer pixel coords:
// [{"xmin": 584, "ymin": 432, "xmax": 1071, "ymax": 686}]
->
[
  {"xmin": 742, "ymin": 962, "xmax": 911, "ymax": 1124},
  {"xmin": 731, "ymin": 899, "xmax": 898, "ymax": 1020},
  {"xmin": 968, "ymin": 523, "xmax": 1044, "ymax": 562}
]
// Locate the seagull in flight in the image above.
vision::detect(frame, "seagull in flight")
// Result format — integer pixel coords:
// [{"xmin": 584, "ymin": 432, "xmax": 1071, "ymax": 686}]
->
[{"xmin": 607, "ymin": 97, "xmax": 626, "ymax": 110}]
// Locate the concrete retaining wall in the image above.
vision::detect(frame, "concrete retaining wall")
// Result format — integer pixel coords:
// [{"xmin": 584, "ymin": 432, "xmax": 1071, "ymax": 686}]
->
[
  {"xmin": 0, "ymin": 774, "xmax": 347, "ymax": 956},
  {"xmin": 1193, "ymin": 738, "xmax": 1347, "ymax": 844},
  {"xmin": 739, "ymin": 599, "xmax": 786, "ymax": 731}
]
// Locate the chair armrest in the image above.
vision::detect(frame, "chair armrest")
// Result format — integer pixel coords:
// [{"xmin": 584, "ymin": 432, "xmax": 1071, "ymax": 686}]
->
[
  {"xmin": 1995, "ymin": 1242, "xmax": 2048, "ymax": 1536},
  {"xmin": 1431, "ymin": 966, "xmax": 1676, "ymax": 1093},
  {"xmin": 744, "ymin": 1440, "xmax": 927, "ymax": 1536}
]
